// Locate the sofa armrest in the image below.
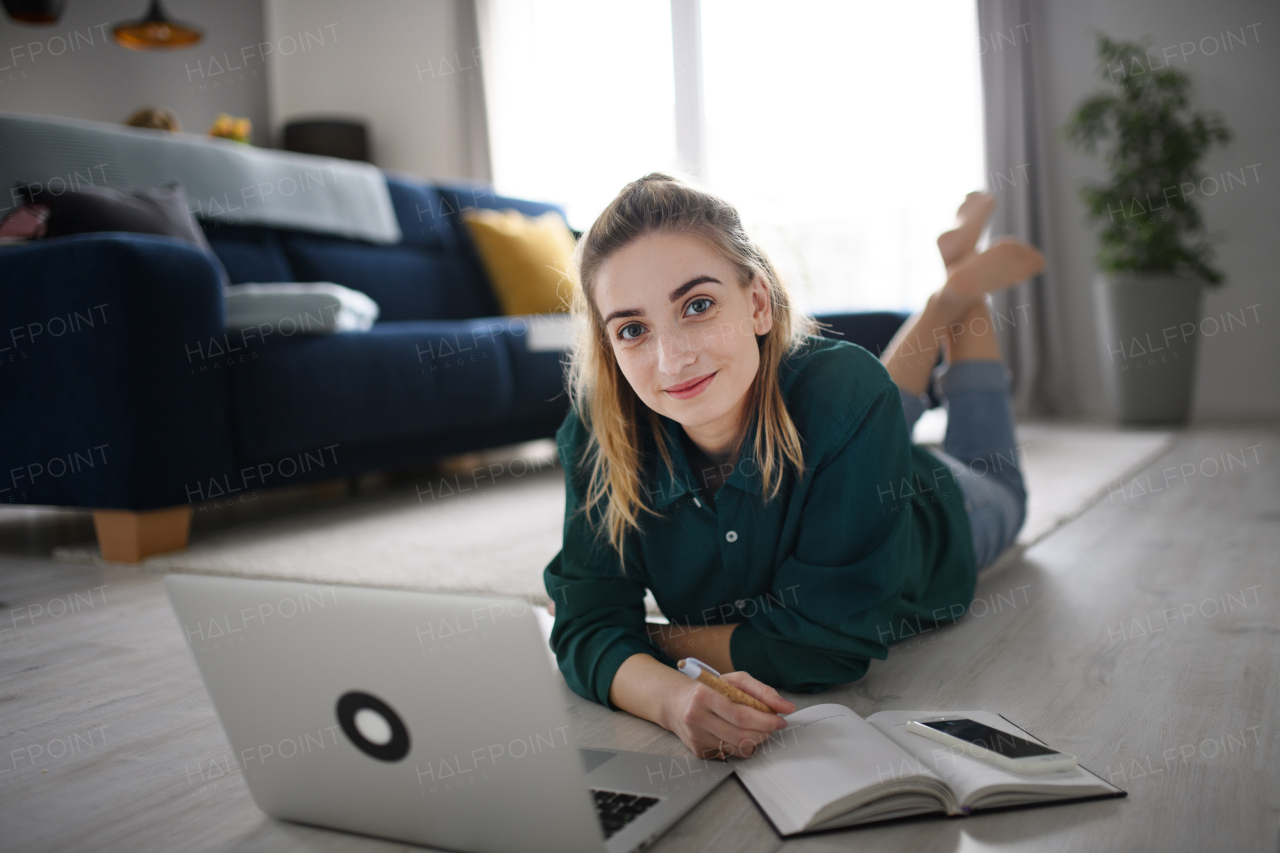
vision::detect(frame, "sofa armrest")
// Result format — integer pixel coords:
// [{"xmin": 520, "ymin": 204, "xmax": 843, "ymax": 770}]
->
[{"xmin": 0, "ymin": 233, "xmax": 238, "ymax": 510}]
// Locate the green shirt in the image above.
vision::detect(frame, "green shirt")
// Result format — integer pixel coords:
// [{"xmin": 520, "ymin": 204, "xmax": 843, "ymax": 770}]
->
[{"xmin": 544, "ymin": 335, "xmax": 977, "ymax": 707}]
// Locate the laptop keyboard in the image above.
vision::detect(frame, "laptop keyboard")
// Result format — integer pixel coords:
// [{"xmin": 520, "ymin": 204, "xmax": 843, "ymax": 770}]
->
[{"xmin": 592, "ymin": 789, "xmax": 661, "ymax": 839}]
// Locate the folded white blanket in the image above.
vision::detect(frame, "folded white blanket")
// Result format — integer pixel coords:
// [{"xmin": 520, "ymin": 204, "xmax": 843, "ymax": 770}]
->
[
  {"xmin": 223, "ymin": 282, "xmax": 379, "ymax": 334},
  {"xmin": 0, "ymin": 112, "xmax": 402, "ymax": 243}
]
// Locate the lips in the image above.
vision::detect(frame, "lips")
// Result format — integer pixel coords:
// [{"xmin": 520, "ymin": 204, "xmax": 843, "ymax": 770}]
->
[{"xmin": 665, "ymin": 372, "xmax": 716, "ymax": 400}]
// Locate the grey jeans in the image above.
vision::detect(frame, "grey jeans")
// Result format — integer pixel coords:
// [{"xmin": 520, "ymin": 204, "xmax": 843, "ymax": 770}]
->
[{"xmin": 898, "ymin": 359, "xmax": 1027, "ymax": 570}]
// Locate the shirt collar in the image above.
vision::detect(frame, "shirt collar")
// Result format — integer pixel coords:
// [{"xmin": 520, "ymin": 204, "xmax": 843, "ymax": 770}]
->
[{"xmin": 647, "ymin": 413, "xmax": 762, "ymax": 509}]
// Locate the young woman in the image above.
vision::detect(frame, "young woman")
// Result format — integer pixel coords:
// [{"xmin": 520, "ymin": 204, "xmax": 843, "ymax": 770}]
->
[{"xmin": 544, "ymin": 174, "xmax": 1044, "ymax": 762}]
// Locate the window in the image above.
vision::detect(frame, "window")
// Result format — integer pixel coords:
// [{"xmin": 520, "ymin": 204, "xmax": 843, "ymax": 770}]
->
[
  {"xmin": 700, "ymin": 1, "xmax": 984, "ymax": 312},
  {"xmin": 483, "ymin": 0, "xmax": 676, "ymax": 229},
  {"xmin": 484, "ymin": 1, "xmax": 984, "ymax": 312}
]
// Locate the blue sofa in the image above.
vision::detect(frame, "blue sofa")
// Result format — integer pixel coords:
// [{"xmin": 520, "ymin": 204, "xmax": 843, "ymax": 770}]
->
[{"xmin": 0, "ymin": 171, "xmax": 909, "ymax": 556}]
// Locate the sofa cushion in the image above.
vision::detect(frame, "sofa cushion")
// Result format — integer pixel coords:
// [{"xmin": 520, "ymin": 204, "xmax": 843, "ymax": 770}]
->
[
  {"xmin": 230, "ymin": 318, "xmax": 529, "ymax": 460},
  {"xmin": 279, "ymin": 233, "xmax": 499, "ymax": 322},
  {"xmin": 384, "ymin": 175, "xmax": 459, "ymax": 252},
  {"xmin": 201, "ymin": 223, "xmax": 294, "ymax": 284},
  {"xmin": 462, "ymin": 208, "xmax": 576, "ymax": 315},
  {"xmin": 431, "ymin": 181, "xmax": 570, "ymax": 319},
  {"xmin": 21, "ymin": 182, "xmax": 230, "ymax": 285},
  {"xmin": 23, "ymin": 182, "xmax": 207, "ymax": 245}
]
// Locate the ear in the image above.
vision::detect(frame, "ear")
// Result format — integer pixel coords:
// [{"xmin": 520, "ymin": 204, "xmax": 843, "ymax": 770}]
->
[{"xmin": 749, "ymin": 275, "xmax": 774, "ymax": 336}]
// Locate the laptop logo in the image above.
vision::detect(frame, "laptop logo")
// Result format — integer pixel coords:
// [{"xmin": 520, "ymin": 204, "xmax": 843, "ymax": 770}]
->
[{"xmin": 336, "ymin": 691, "xmax": 411, "ymax": 762}]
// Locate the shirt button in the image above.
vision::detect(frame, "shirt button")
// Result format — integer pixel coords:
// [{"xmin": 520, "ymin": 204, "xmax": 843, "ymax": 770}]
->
[{"xmin": 725, "ymin": 530, "xmax": 738, "ymax": 543}]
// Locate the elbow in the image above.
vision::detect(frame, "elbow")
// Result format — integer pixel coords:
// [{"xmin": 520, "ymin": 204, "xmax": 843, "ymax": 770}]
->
[{"xmin": 772, "ymin": 657, "xmax": 872, "ymax": 695}]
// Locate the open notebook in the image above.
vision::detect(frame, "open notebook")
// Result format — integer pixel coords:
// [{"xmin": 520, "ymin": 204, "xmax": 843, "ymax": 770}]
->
[{"xmin": 732, "ymin": 705, "xmax": 1124, "ymax": 835}]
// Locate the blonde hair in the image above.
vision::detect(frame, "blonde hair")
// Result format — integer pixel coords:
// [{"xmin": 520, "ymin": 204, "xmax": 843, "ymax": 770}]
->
[{"xmin": 567, "ymin": 173, "xmax": 816, "ymax": 561}]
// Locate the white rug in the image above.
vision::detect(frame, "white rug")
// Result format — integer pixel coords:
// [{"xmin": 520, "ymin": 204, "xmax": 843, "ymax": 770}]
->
[{"xmin": 52, "ymin": 420, "xmax": 1176, "ymax": 606}]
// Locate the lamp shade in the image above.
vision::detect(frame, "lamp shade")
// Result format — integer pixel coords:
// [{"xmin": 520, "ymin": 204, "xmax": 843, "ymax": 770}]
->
[
  {"xmin": 283, "ymin": 120, "xmax": 370, "ymax": 163},
  {"xmin": 114, "ymin": 0, "xmax": 202, "ymax": 50},
  {"xmin": 2, "ymin": 0, "xmax": 66, "ymax": 24}
]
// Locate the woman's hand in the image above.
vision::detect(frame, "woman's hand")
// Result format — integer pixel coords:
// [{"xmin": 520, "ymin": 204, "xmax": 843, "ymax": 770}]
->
[
  {"xmin": 661, "ymin": 669, "xmax": 796, "ymax": 760},
  {"xmin": 608, "ymin": 654, "xmax": 797, "ymax": 760}
]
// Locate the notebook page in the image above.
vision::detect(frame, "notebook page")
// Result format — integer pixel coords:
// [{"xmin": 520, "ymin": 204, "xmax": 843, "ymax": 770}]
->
[
  {"xmin": 732, "ymin": 704, "xmax": 949, "ymax": 834},
  {"xmin": 867, "ymin": 710, "xmax": 1118, "ymax": 809}
]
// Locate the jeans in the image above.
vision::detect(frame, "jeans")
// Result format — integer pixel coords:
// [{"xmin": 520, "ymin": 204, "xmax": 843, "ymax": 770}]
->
[{"xmin": 898, "ymin": 360, "xmax": 1027, "ymax": 571}]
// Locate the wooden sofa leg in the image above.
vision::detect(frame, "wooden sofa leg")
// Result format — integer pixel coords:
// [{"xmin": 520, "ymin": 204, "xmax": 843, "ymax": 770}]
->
[{"xmin": 92, "ymin": 507, "xmax": 192, "ymax": 563}]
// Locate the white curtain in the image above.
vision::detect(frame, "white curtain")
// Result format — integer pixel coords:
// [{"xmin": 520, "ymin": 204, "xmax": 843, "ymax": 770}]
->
[
  {"xmin": 461, "ymin": 0, "xmax": 494, "ymax": 183},
  {"xmin": 977, "ymin": 0, "xmax": 1073, "ymax": 415}
]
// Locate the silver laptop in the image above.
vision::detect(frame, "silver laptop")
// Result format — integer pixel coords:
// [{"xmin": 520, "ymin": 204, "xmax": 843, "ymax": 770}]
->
[{"xmin": 165, "ymin": 574, "xmax": 732, "ymax": 853}]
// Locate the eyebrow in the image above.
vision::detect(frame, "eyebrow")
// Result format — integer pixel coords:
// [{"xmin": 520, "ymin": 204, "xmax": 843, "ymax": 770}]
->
[{"xmin": 602, "ymin": 276, "xmax": 723, "ymax": 327}]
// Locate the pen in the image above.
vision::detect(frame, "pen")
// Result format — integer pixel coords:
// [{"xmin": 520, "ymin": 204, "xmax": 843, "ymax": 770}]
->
[{"xmin": 677, "ymin": 657, "xmax": 776, "ymax": 714}]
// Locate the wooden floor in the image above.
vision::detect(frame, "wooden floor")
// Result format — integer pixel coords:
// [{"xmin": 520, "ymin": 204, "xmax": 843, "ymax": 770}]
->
[{"xmin": 1, "ymin": 427, "xmax": 1276, "ymax": 852}]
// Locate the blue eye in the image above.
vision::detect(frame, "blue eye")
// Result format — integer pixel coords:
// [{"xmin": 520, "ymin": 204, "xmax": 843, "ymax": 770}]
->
[
  {"xmin": 686, "ymin": 297, "xmax": 713, "ymax": 316},
  {"xmin": 618, "ymin": 323, "xmax": 645, "ymax": 341}
]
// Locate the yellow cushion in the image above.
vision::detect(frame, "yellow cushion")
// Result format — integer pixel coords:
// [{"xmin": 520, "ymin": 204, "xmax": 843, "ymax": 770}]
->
[{"xmin": 461, "ymin": 208, "xmax": 576, "ymax": 315}]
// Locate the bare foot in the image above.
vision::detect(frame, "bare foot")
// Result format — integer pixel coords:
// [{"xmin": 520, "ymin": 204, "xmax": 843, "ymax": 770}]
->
[
  {"xmin": 937, "ymin": 192, "xmax": 997, "ymax": 270},
  {"xmin": 938, "ymin": 237, "xmax": 1045, "ymax": 314}
]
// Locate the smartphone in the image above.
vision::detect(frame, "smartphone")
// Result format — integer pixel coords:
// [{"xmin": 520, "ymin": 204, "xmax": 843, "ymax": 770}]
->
[{"xmin": 905, "ymin": 716, "xmax": 1078, "ymax": 775}]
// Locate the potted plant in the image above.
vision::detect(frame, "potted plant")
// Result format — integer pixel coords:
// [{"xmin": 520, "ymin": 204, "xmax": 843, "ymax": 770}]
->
[{"xmin": 1064, "ymin": 35, "xmax": 1232, "ymax": 424}]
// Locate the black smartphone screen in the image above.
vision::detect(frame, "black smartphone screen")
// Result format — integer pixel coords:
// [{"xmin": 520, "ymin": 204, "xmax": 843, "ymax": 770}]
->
[{"xmin": 920, "ymin": 719, "xmax": 1060, "ymax": 758}]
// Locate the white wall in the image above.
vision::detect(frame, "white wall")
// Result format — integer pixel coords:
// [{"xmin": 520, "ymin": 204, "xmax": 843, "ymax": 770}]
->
[
  {"xmin": 1035, "ymin": 0, "xmax": 1278, "ymax": 420},
  {"xmin": 0, "ymin": 0, "xmax": 270, "ymax": 145},
  {"xmin": 264, "ymin": 0, "xmax": 485, "ymax": 181}
]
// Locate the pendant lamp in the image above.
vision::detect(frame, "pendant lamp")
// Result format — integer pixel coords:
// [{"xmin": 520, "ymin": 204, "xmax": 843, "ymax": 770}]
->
[
  {"xmin": 2, "ymin": 0, "xmax": 67, "ymax": 24},
  {"xmin": 113, "ymin": 0, "xmax": 202, "ymax": 50}
]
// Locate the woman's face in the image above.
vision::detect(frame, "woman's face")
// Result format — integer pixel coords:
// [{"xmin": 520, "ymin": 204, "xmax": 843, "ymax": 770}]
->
[{"xmin": 593, "ymin": 231, "xmax": 773, "ymax": 453}]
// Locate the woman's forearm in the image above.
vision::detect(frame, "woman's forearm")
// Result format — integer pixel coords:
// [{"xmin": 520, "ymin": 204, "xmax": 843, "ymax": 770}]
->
[
  {"xmin": 648, "ymin": 622, "xmax": 738, "ymax": 673},
  {"xmin": 607, "ymin": 653, "xmax": 691, "ymax": 728},
  {"xmin": 609, "ymin": 622, "xmax": 737, "ymax": 725}
]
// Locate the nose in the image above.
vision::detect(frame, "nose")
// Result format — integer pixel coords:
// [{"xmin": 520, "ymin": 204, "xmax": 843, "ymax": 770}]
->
[{"xmin": 656, "ymin": 328, "xmax": 697, "ymax": 376}]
